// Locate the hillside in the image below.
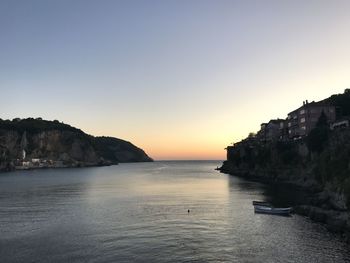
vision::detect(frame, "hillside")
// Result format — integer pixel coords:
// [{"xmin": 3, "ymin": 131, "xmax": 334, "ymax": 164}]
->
[
  {"xmin": 321, "ymin": 88, "xmax": 350, "ymax": 117},
  {"xmin": 220, "ymin": 90, "xmax": 350, "ymax": 238},
  {"xmin": 0, "ymin": 118, "xmax": 153, "ymax": 171}
]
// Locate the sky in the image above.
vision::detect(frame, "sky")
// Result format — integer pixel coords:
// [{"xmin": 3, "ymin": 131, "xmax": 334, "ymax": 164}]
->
[{"xmin": 1, "ymin": 0, "xmax": 350, "ymax": 160}]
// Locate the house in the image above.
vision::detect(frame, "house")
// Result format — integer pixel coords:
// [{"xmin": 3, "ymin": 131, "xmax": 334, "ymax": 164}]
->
[
  {"xmin": 287, "ymin": 100, "xmax": 336, "ymax": 138},
  {"xmin": 279, "ymin": 118, "xmax": 289, "ymax": 141},
  {"xmin": 257, "ymin": 119, "xmax": 285, "ymax": 142}
]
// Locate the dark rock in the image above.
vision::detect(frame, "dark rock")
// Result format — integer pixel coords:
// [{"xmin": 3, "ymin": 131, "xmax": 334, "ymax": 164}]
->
[
  {"xmin": 326, "ymin": 217, "xmax": 347, "ymax": 233},
  {"xmin": 308, "ymin": 207, "xmax": 328, "ymax": 223}
]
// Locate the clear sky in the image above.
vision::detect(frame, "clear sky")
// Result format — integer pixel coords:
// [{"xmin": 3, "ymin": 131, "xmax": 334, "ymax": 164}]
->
[{"xmin": 1, "ymin": 0, "xmax": 350, "ymax": 160}]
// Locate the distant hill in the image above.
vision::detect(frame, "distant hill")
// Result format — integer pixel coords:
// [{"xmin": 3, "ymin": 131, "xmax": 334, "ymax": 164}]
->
[
  {"xmin": 0, "ymin": 118, "xmax": 153, "ymax": 171},
  {"xmin": 93, "ymin": 136, "xmax": 153, "ymax": 163}
]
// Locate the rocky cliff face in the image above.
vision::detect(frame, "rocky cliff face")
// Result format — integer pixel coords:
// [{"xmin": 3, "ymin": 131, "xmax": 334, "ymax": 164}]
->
[
  {"xmin": 220, "ymin": 128, "xmax": 350, "ymax": 239},
  {"xmin": 0, "ymin": 118, "xmax": 152, "ymax": 171},
  {"xmin": 220, "ymin": 90, "xmax": 350, "ymax": 239},
  {"xmin": 222, "ymin": 129, "xmax": 350, "ymax": 206}
]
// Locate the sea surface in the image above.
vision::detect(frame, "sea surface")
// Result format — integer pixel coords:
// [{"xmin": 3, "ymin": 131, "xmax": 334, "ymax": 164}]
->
[{"xmin": 0, "ymin": 161, "xmax": 349, "ymax": 263}]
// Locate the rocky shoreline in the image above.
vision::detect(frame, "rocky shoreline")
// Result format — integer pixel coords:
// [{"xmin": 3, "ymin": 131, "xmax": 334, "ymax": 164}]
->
[
  {"xmin": 219, "ymin": 161, "xmax": 350, "ymax": 242},
  {"xmin": 0, "ymin": 118, "xmax": 153, "ymax": 173},
  {"xmin": 0, "ymin": 159, "xmax": 114, "ymax": 173}
]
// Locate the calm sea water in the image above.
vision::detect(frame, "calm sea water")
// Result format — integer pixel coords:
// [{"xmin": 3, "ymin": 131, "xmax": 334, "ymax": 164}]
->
[{"xmin": 0, "ymin": 161, "xmax": 349, "ymax": 263}]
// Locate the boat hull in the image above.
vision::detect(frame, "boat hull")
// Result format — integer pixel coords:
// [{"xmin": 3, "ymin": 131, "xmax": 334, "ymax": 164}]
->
[{"xmin": 254, "ymin": 205, "xmax": 291, "ymax": 215}]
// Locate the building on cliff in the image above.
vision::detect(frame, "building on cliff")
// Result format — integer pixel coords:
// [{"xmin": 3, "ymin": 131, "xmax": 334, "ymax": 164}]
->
[
  {"xmin": 287, "ymin": 101, "xmax": 336, "ymax": 139},
  {"xmin": 257, "ymin": 119, "xmax": 285, "ymax": 142}
]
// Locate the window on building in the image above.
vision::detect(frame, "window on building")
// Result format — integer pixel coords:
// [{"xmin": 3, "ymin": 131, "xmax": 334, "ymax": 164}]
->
[
  {"xmin": 301, "ymin": 126, "xmax": 306, "ymax": 130},
  {"xmin": 300, "ymin": 118, "xmax": 305, "ymax": 123},
  {"xmin": 288, "ymin": 130, "xmax": 292, "ymax": 134},
  {"xmin": 330, "ymin": 108, "xmax": 334, "ymax": 113},
  {"xmin": 288, "ymin": 122, "xmax": 291, "ymax": 127},
  {"xmin": 300, "ymin": 109, "xmax": 305, "ymax": 114}
]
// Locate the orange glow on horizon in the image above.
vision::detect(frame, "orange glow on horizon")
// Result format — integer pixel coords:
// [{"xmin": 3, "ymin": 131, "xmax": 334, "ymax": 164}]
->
[
  {"xmin": 146, "ymin": 147, "xmax": 225, "ymax": 161},
  {"xmin": 81, "ymin": 86, "xmax": 348, "ymax": 161}
]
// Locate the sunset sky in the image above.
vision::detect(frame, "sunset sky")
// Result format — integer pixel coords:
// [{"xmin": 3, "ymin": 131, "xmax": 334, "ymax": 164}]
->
[{"xmin": 1, "ymin": 0, "xmax": 350, "ymax": 160}]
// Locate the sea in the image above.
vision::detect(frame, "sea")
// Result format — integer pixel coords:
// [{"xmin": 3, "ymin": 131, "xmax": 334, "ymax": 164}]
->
[{"xmin": 0, "ymin": 161, "xmax": 349, "ymax": 263}]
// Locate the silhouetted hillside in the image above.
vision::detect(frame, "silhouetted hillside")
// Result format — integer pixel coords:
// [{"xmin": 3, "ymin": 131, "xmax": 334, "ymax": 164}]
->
[
  {"xmin": 0, "ymin": 118, "xmax": 83, "ymax": 134},
  {"xmin": 0, "ymin": 118, "xmax": 152, "ymax": 171},
  {"xmin": 321, "ymin": 89, "xmax": 350, "ymax": 117},
  {"xmin": 94, "ymin": 136, "xmax": 153, "ymax": 163}
]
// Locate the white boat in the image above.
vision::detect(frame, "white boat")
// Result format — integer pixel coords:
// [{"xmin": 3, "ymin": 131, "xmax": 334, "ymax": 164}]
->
[{"xmin": 254, "ymin": 205, "xmax": 291, "ymax": 215}]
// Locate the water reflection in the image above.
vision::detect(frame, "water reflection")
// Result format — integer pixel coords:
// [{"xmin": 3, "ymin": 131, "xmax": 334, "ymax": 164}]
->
[
  {"xmin": 0, "ymin": 161, "xmax": 349, "ymax": 263},
  {"xmin": 226, "ymin": 174, "xmax": 350, "ymax": 262}
]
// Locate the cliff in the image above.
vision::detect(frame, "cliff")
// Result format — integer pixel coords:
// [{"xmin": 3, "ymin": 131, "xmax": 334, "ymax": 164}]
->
[
  {"xmin": 222, "ymin": 128, "xmax": 349, "ymax": 196},
  {"xmin": 220, "ymin": 90, "xmax": 350, "ymax": 240},
  {"xmin": 0, "ymin": 118, "xmax": 153, "ymax": 171},
  {"xmin": 220, "ymin": 129, "xmax": 350, "ymax": 238}
]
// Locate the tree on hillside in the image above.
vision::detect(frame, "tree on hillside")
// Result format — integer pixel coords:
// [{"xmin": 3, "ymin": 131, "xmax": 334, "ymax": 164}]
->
[
  {"xmin": 306, "ymin": 111, "xmax": 330, "ymax": 153},
  {"xmin": 248, "ymin": 132, "xmax": 256, "ymax": 138},
  {"xmin": 324, "ymin": 89, "xmax": 350, "ymax": 117}
]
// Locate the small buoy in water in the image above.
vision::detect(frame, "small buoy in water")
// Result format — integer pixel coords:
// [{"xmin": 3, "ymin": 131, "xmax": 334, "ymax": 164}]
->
[{"xmin": 188, "ymin": 209, "xmax": 190, "ymax": 213}]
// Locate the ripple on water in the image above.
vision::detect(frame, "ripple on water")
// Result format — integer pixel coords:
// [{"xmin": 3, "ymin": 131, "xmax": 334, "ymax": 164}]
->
[{"xmin": 0, "ymin": 162, "xmax": 349, "ymax": 263}]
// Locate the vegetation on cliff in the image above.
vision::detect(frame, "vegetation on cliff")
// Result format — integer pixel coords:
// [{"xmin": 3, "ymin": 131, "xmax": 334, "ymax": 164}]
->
[
  {"xmin": 0, "ymin": 118, "xmax": 83, "ymax": 134},
  {"xmin": 223, "ymin": 128, "xmax": 350, "ymax": 203},
  {"xmin": 322, "ymin": 88, "xmax": 350, "ymax": 117},
  {"xmin": 93, "ymin": 136, "xmax": 153, "ymax": 163},
  {"xmin": 221, "ymin": 90, "xmax": 350, "ymax": 237},
  {"xmin": 0, "ymin": 118, "xmax": 153, "ymax": 171}
]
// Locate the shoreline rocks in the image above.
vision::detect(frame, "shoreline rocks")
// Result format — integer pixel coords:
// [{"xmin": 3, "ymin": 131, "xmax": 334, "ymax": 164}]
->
[{"xmin": 219, "ymin": 161, "xmax": 350, "ymax": 242}]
